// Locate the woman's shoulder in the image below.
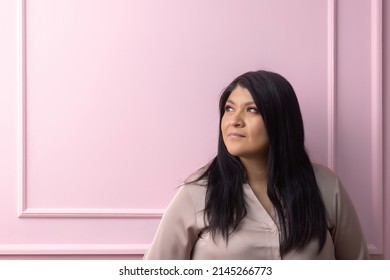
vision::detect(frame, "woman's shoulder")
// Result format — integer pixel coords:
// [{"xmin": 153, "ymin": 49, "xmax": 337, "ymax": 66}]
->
[
  {"xmin": 174, "ymin": 166, "xmax": 208, "ymax": 208},
  {"xmin": 312, "ymin": 163, "xmax": 343, "ymax": 204},
  {"xmin": 311, "ymin": 165, "xmax": 368, "ymax": 259},
  {"xmin": 183, "ymin": 165, "xmax": 208, "ymax": 185},
  {"xmin": 311, "ymin": 163, "xmax": 348, "ymax": 222},
  {"xmin": 182, "ymin": 163, "xmax": 210, "ymax": 190},
  {"xmin": 312, "ymin": 163, "xmax": 340, "ymax": 188}
]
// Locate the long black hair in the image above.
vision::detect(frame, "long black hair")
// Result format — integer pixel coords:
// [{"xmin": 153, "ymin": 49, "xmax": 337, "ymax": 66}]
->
[{"xmin": 195, "ymin": 70, "xmax": 327, "ymax": 257}]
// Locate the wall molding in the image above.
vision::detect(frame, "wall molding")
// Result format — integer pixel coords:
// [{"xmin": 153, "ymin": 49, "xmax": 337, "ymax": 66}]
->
[
  {"xmin": 16, "ymin": 0, "xmax": 164, "ymax": 219},
  {"xmin": 19, "ymin": 208, "xmax": 164, "ymax": 218},
  {"xmin": 16, "ymin": 0, "xmax": 27, "ymax": 218},
  {"xmin": 0, "ymin": 243, "xmax": 148, "ymax": 255},
  {"xmin": 327, "ymin": 0, "xmax": 336, "ymax": 171},
  {"xmin": 369, "ymin": 0, "xmax": 383, "ymax": 255},
  {"xmin": 328, "ymin": 0, "xmax": 383, "ymax": 254},
  {"xmin": 15, "ymin": 0, "xmax": 384, "ymax": 256}
]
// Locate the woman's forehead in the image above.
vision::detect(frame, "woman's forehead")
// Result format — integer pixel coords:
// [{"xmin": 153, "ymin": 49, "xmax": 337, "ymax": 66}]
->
[{"xmin": 226, "ymin": 85, "xmax": 255, "ymax": 104}]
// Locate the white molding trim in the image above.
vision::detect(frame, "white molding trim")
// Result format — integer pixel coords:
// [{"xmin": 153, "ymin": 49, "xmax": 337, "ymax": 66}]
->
[
  {"xmin": 17, "ymin": 0, "xmax": 27, "ymax": 219},
  {"xmin": 327, "ymin": 0, "xmax": 336, "ymax": 171},
  {"xmin": 15, "ymin": 0, "xmax": 383, "ymax": 256},
  {"xmin": 369, "ymin": 0, "xmax": 383, "ymax": 255},
  {"xmin": 0, "ymin": 244, "xmax": 148, "ymax": 255},
  {"xmin": 328, "ymin": 0, "xmax": 383, "ymax": 255},
  {"xmin": 19, "ymin": 208, "xmax": 164, "ymax": 218},
  {"xmin": 16, "ymin": 0, "xmax": 164, "ymax": 219}
]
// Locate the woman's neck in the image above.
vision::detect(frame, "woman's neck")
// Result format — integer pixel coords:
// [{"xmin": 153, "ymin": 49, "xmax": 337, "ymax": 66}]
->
[
  {"xmin": 240, "ymin": 156, "xmax": 268, "ymax": 190},
  {"xmin": 240, "ymin": 156, "xmax": 272, "ymax": 215}
]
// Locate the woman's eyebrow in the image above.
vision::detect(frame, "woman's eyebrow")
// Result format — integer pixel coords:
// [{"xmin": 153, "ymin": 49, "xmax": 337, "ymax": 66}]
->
[{"xmin": 226, "ymin": 99, "xmax": 256, "ymax": 106}]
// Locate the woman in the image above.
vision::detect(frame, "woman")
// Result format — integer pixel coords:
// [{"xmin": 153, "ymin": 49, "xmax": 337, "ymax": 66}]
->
[{"xmin": 144, "ymin": 70, "xmax": 368, "ymax": 259}]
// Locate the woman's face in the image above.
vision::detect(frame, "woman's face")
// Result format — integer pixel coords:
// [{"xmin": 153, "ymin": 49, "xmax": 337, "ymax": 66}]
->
[{"xmin": 221, "ymin": 85, "xmax": 269, "ymax": 160}]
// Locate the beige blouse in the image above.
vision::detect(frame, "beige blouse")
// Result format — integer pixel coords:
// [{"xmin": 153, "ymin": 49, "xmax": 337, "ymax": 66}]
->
[{"xmin": 144, "ymin": 164, "xmax": 368, "ymax": 259}]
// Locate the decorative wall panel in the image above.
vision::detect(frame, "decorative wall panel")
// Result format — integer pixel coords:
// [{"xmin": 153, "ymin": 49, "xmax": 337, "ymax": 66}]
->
[{"xmin": 0, "ymin": 0, "xmax": 385, "ymax": 258}]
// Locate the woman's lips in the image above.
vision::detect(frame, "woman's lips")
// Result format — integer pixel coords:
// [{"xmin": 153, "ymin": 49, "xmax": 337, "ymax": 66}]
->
[{"xmin": 228, "ymin": 132, "xmax": 245, "ymax": 138}]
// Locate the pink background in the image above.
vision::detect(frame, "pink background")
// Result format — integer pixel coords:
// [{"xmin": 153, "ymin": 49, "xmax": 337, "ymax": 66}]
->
[{"xmin": 0, "ymin": 0, "xmax": 388, "ymax": 259}]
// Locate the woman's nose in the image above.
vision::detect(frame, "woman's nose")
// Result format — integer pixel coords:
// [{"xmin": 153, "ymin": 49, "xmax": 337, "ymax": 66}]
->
[{"xmin": 231, "ymin": 112, "xmax": 244, "ymax": 127}]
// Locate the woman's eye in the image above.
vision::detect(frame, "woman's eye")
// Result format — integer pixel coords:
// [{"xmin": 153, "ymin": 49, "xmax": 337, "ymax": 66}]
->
[
  {"xmin": 248, "ymin": 107, "xmax": 258, "ymax": 113},
  {"xmin": 225, "ymin": 105, "xmax": 234, "ymax": 112}
]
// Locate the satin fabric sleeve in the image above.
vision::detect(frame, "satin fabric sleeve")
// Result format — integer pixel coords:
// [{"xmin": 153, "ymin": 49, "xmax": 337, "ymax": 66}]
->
[
  {"xmin": 315, "ymin": 165, "xmax": 369, "ymax": 259},
  {"xmin": 143, "ymin": 185, "xmax": 201, "ymax": 260}
]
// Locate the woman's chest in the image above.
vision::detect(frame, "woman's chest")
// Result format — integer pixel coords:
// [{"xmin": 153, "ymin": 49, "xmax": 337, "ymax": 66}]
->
[{"xmin": 191, "ymin": 215, "xmax": 281, "ymax": 260}]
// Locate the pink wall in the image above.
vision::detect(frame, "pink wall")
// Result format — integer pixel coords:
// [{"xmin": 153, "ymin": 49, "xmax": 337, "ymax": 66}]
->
[
  {"xmin": 384, "ymin": 0, "xmax": 390, "ymax": 260},
  {"xmin": 0, "ymin": 0, "xmax": 388, "ymax": 259}
]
